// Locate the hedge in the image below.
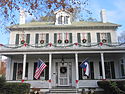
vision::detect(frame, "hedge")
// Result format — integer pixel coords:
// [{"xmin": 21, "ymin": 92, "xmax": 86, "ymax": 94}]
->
[
  {"xmin": 0, "ymin": 76, "xmax": 30, "ymax": 94},
  {"xmin": 97, "ymin": 80, "xmax": 125, "ymax": 94}
]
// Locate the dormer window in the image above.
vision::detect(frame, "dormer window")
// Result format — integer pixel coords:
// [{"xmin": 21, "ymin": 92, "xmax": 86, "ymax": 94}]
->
[{"xmin": 55, "ymin": 10, "xmax": 71, "ymax": 25}]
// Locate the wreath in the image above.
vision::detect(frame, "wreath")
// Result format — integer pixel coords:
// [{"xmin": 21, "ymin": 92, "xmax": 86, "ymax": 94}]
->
[
  {"xmin": 64, "ymin": 39, "xmax": 69, "ymax": 44},
  {"xmin": 82, "ymin": 39, "xmax": 87, "ymax": 43},
  {"xmin": 102, "ymin": 39, "xmax": 107, "ymax": 43},
  {"xmin": 21, "ymin": 40, "xmax": 25, "ymax": 44},
  {"xmin": 58, "ymin": 39, "xmax": 62, "ymax": 44},
  {"xmin": 60, "ymin": 67, "xmax": 67, "ymax": 74},
  {"xmin": 40, "ymin": 40, "xmax": 44, "ymax": 44}
]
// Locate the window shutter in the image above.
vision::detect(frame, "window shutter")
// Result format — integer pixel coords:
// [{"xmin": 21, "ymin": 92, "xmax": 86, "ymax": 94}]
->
[
  {"xmin": 35, "ymin": 34, "xmax": 39, "ymax": 44},
  {"xmin": 15, "ymin": 34, "xmax": 19, "ymax": 45},
  {"xmin": 107, "ymin": 33, "xmax": 111, "ymax": 43},
  {"xmin": 97, "ymin": 33, "xmax": 100, "ymax": 43},
  {"xmin": 46, "ymin": 33, "xmax": 49, "ymax": 43},
  {"xmin": 87, "ymin": 33, "xmax": 91, "ymax": 43},
  {"xmin": 25, "ymin": 63, "xmax": 28, "ymax": 77},
  {"xmin": 13, "ymin": 63, "xmax": 17, "ymax": 80},
  {"xmin": 45, "ymin": 63, "xmax": 49, "ymax": 80},
  {"xmin": 54, "ymin": 33, "xmax": 57, "ymax": 44},
  {"xmin": 26, "ymin": 34, "xmax": 30, "ymax": 44},
  {"xmin": 69, "ymin": 33, "xmax": 72, "ymax": 43},
  {"xmin": 77, "ymin": 33, "xmax": 81, "ymax": 43}
]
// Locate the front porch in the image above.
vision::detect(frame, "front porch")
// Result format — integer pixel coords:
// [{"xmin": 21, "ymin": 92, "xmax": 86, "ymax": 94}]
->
[{"xmin": 5, "ymin": 52, "xmax": 125, "ymax": 89}]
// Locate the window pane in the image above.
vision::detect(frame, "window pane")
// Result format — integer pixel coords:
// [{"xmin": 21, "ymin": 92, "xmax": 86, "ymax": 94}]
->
[
  {"xmin": 69, "ymin": 33, "xmax": 72, "ymax": 43},
  {"xmin": 107, "ymin": 33, "xmax": 111, "ymax": 43},
  {"xmin": 87, "ymin": 33, "xmax": 91, "ymax": 43}
]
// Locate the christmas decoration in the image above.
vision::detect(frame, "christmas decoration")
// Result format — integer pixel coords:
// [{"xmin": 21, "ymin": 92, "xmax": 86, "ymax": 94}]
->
[
  {"xmin": 65, "ymin": 39, "xmax": 69, "ymax": 44},
  {"xmin": 102, "ymin": 39, "xmax": 107, "ymax": 43},
  {"xmin": 40, "ymin": 40, "xmax": 44, "ymax": 44},
  {"xmin": 99, "ymin": 42, "xmax": 103, "ymax": 46},
  {"xmin": 21, "ymin": 40, "xmax": 25, "ymax": 44},
  {"xmin": 58, "ymin": 39, "xmax": 62, "ymax": 44},
  {"xmin": 82, "ymin": 39, "xmax": 87, "ymax": 43}
]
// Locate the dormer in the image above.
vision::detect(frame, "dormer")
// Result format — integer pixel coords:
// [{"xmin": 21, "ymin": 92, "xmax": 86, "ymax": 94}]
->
[{"xmin": 54, "ymin": 10, "xmax": 71, "ymax": 25}]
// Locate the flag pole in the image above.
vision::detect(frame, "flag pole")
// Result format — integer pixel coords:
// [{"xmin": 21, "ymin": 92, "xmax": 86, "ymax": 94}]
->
[{"xmin": 80, "ymin": 57, "xmax": 89, "ymax": 65}]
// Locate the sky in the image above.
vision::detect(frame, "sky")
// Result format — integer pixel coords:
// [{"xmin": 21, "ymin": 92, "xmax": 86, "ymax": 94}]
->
[{"xmin": 0, "ymin": 0, "xmax": 125, "ymax": 44}]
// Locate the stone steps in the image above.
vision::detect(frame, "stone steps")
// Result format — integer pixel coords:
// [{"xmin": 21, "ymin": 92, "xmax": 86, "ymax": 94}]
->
[{"xmin": 47, "ymin": 87, "xmax": 81, "ymax": 94}]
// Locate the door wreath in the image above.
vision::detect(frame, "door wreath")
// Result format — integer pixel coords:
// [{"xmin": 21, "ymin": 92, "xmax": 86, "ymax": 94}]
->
[{"xmin": 60, "ymin": 67, "xmax": 67, "ymax": 74}]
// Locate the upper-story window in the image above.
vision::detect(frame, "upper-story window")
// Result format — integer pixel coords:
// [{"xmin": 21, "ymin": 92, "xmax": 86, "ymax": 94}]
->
[
  {"xmin": 35, "ymin": 33, "xmax": 49, "ymax": 44},
  {"xmin": 15, "ymin": 34, "xmax": 30, "ymax": 45},
  {"xmin": 97, "ymin": 33, "xmax": 111, "ymax": 43},
  {"xmin": 77, "ymin": 33, "xmax": 91, "ymax": 44},
  {"xmin": 54, "ymin": 33, "xmax": 72, "ymax": 44}
]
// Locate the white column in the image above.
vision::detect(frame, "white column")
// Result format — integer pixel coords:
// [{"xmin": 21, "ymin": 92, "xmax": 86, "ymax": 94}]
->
[
  {"xmin": 75, "ymin": 53, "xmax": 79, "ymax": 88},
  {"xmin": 49, "ymin": 53, "xmax": 52, "ymax": 88},
  {"xmin": 22, "ymin": 54, "xmax": 27, "ymax": 80},
  {"xmin": 101, "ymin": 53, "xmax": 106, "ymax": 79}
]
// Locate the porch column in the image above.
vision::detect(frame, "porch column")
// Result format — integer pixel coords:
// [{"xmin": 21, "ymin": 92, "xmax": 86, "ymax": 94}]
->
[
  {"xmin": 101, "ymin": 53, "xmax": 106, "ymax": 79},
  {"xmin": 22, "ymin": 54, "xmax": 27, "ymax": 80},
  {"xmin": 75, "ymin": 53, "xmax": 79, "ymax": 88},
  {"xmin": 49, "ymin": 53, "xmax": 52, "ymax": 88}
]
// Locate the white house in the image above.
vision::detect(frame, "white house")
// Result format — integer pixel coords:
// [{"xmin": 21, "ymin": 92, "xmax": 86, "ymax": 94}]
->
[{"xmin": 0, "ymin": 9, "xmax": 125, "ymax": 93}]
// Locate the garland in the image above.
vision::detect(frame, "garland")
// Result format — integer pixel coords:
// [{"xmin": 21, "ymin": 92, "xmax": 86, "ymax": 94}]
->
[{"xmin": 0, "ymin": 42, "xmax": 125, "ymax": 49}]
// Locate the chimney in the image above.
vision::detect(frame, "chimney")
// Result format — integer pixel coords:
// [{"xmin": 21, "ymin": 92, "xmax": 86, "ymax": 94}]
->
[
  {"xmin": 100, "ymin": 9, "xmax": 107, "ymax": 23},
  {"xmin": 20, "ymin": 9, "xmax": 26, "ymax": 24}
]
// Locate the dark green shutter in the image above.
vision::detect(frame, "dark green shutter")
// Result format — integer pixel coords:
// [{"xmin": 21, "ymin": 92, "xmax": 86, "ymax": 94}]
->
[
  {"xmin": 54, "ymin": 33, "xmax": 57, "ymax": 44},
  {"xmin": 46, "ymin": 33, "xmax": 49, "ymax": 43},
  {"xmin": 35, "ymin": 34, "xmax": 39, "ymax": 44},
  {"xmin": 107, "ymin": 33, "xmax": 111, "ymax": 43},
  {"xmin": 77, "ymin": 33, "xmax": 81, "ymax": 43},
  {"xmin": 87, "ymin": 33, "xmax": 91, "ymax": 43},
  {"xmin": 45, "ymin": 63, "xmax": 49, "ymax": 80},
  {"xmin": 13, "ymin": 63, "xmax": 17, "ymax": 80},
  {"xmin": 69, "ymin": 33, "xmax": 72, "ymax": 43},
  {"xmin": 26, "ymin": 34, "xmax": 30, "ymax": 44},
  {"xmin": 97, "ymin": 33, "xmax": 100, "ymax": 43},
  {"xmin": 25, "ymin": 63, "xmax": 28, "ymax": 77},
  {"xmin": 15, "ymin": 34, "xmax": 19, "ymax": 45}
]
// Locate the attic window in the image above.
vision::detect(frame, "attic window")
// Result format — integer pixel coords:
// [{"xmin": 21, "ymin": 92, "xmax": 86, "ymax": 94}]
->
[{"xmin": 58, "ymin": 16, "xmax": 69, "ymax": 25}]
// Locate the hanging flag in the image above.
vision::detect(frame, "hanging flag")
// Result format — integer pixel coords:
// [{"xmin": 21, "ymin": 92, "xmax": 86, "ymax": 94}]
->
[
  {"xmin": 80, "ymin": 58, "xmax": 90, "ymax": 76},
  {"xmin": 34, "ymin": 59, "xmax": 47, "ymax": 80}
]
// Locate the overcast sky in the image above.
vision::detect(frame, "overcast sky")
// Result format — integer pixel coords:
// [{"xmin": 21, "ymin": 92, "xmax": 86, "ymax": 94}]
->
[{"xmin": 0, "ymin": 0, "xmax": 125, "ymax": 44}]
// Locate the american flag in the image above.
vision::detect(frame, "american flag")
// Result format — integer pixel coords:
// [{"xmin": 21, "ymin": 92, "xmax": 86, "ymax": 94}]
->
[{"xmin": 34, "ymin": 59, "xmax": 47, "ymax": 79}]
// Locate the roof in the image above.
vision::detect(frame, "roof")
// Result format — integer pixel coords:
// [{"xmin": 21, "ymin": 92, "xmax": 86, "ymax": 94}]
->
[{"xmin": 8, "ymin": 21, "xmax": 121, "ymax": 30}]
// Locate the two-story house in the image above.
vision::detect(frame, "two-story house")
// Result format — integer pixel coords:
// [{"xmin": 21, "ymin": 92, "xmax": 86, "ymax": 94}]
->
[{"xmin": 0, "ymin": 9, "xmax": 125, "ymax": 92}]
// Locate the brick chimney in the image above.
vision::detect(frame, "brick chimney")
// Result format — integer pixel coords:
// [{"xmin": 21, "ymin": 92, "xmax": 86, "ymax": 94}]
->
[{"xmin": 100, "ymin": 9, "xmax": 107, "ymax": 23}]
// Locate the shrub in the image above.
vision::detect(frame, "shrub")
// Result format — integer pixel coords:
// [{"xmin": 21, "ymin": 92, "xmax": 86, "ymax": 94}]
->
[
  {"xmin": 97, "ymin": 80, "xmax": 125, "ymax": 94},
  {"xmin": 3, "ymin": 82, "xmax": 30, "ymax": 94}
]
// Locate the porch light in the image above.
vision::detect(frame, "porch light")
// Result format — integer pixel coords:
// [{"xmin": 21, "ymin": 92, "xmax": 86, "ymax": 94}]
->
[{"xmin": 61, "ymin": 56, "xmax": 64, "ymax": 65}]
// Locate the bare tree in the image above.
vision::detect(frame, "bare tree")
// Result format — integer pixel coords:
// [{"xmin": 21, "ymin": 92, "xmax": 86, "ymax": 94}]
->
[{"xmin": 0, "ymin": 0, "xmax": 91, "ymax": 32}]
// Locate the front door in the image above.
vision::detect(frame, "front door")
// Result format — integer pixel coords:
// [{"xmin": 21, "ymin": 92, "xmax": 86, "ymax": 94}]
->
[{"xmin": 58, "ymin": 62, "xmax": 69, "ymax": 86}]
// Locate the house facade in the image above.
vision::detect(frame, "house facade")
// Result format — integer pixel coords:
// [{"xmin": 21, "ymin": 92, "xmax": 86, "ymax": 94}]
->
[{"xmin": 0, "ymin": 9, "xmax": 125, "ymax": 90}]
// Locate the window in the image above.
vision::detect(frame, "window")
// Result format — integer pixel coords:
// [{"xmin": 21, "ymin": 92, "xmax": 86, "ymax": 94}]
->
[
  {"xmin": 64, "ymin": 16, "xmax": 69, "ymax": 24},
  {"xmin": 97, "ymin": 33, "xmax": 111, "ymax": 43},
  {"xmin": 35, "ymin": 33, "xmax": 49, "ymax": 44},
  {"xmin": 77, "ymin": 33, "xmax": 91, "ymax": 44},
  {"xmin": 33, "ymin": 62, "xmax": 49, "ymax": 80},
  {"xmin": 54, "ymin": 33, "xmax": 72, "ymax": 44},
  {"xmin": 58, "ymin": 16, "xmax": 63, "ymax": 24},
  {"xmin": 13, "ymin": 63, "xmax": 28, "ymax": 80},
  {"xmin": 120, "ymin": 59, "xmax": 125, "ymax": 77},
  {"xmin": 15, "ymin": 34, "xmax": 19, "ymax": 45}
]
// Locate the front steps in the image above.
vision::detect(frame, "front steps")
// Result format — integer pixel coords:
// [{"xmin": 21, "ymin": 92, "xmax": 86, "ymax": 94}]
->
[{"xmin": 47, "ymin": 87, "xmax": 81, "ymax": 94}]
